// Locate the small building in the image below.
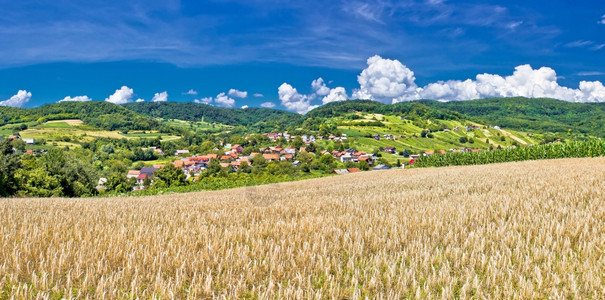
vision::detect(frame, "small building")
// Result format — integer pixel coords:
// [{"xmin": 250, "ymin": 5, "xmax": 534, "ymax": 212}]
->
[
  {"xmin": 373, "ymin": 164, "xmax": 390, "ymax": 171},
  {"xmin": 23, "ymin": 138, "xmax": 34, "ymax": 145},
  {"xmin": 347, "ymin": 168, "xmax": 361, "ymax": 173},
  {"xmin": 332, "ymin": 169, "xmax": 349, "ymax": 175},
  {"xmin": 175, "ymin": 149, "xmax": 190, "ymax": 156},
  {"xmin": 373, "ymin": 134, "xmax": 380, "ymax": 140},
  {"xmin": 127, "ymin": 170, "xmax": 141, "ymax": 179},
  {"xmin": 384, "ymin": 146, "xmax": 396, "ymax": 154}
]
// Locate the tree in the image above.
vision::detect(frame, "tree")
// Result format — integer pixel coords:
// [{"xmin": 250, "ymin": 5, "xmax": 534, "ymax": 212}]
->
[
  {"xmin": 237, "ymin": 161, "xmax": 252, "ymax": 174},
  {"xmin": 291, "ymin": 136, "xmax": 304, "ymax": 148},
  {"xmin": 153, "ymin": 164, "xmax": 187, "ymax": 187},
  {"xmin": 402, "ymin": 149, "xmax": 410, "ymax": 158},
  {"xmin": 306, "ymin": 142, "xmax": 317, "ymax": 153},
  {"xmin": 251, "ymin": 154, "xmax": 267, "ymax": 174},
  {"xmin": 0, "ymin": 140, "xmax": 22, "ymax": 196},
  {"xmin": 459, "ymin": 136, "xmax": 468, "ymax": 143}
]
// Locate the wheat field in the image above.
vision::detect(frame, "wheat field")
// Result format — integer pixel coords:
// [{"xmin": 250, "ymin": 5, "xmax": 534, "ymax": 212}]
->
[{"xmin": 1, "ymin": 158, "xmax": 604, "ymax": 298}]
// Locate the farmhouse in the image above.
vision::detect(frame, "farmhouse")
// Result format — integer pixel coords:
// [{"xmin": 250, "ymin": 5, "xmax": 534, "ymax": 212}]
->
[{"xmin": 384, "ymin": 146, "xmax": 396, "ymax": 154}]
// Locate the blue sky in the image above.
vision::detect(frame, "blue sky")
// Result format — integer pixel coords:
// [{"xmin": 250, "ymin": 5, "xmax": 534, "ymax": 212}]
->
[{"xmin": 0, "ymin": 0, "xmax": 603, "ymax": 111}]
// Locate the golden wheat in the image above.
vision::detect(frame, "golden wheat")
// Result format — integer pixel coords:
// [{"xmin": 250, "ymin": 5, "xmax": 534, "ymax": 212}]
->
[{"xmin": 1, "ymin": 158, "xmax": 604, "ymax": 298}]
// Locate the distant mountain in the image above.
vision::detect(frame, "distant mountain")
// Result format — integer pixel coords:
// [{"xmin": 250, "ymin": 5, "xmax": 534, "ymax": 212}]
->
[{"xmin": 123, "ymin": 102, "xmax": 303, "ymax": 128}]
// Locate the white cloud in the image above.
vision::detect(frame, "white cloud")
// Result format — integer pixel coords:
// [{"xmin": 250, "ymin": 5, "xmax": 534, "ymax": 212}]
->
[
  {"xmin": 194, "ymin": 97, "xmax": 213, "ymax": 104},
  {"xmin": 241, "ymin": 105, "xmax": 249, "ymax": 109},
  {"xmin": 183, "ymin": 89, "xmax": 198, "ymax": 95},
  {"xmin": 152, "ymin": 91, "xmax": 168, "ymax": 102},
  {"xmin": 214, "ymin": 92, "xmax": 236, "ymax": 107},
  {"xmin": 136, "ymin": 98, "xmax": 145, "ymax": 102},
  {"xmin": 228, "ymin": 89, "xmax": 248, "ymax": 98},
  {"xmin": 311, "ymin": 78, "xmax": 331, "ymax": 96},
  {"xmin": 260, "ymin": 101, "xmax": 276, "ymax": 108},
  {"xmin": 577, "ymin": 71, "xmax": 605, "ymax": 76},
  {"xmin": 600, "ymin": 14, "xmax": 605, "ymax": 25},
  {"xmin": 0, "ymin": 90, "xmax": 32, "ymax": 107},
  {"xmin": 414, "ymin": 64, "xmax": 605, "ymax": 103},
  {"xmin": 58, "ymin": 95, "xmax": 92, "ymax": 102},
  {"xmin": 322, "ymin": 87, "xmax": 348, "ymax": 104},
  {"xmin": 347, "ymin": 55, "xmax": 605, "ymax": 103},
  {"xmin": 352, "ymin": 55, "xmax": 420, "ymax": 103},
  {"xmin": 253, "ymin": 93, "xmax": 264, "ymax": 97},
  {"xmin": 105, "ymin": 86, "xmax": 134, "ymax": 104},
  {"xmin": 278, "ymin": 83, "xmax": 318, "ymax": 114}
]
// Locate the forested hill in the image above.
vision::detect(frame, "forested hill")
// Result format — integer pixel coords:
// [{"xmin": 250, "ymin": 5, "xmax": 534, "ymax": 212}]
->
[
  {"xmin": 306, "ymin": 97, "xmax": 605, "ymax": 137},
  {"xmin": 418, "ymin": 97, "xmax": 605, "ymax": 136},
  {"xmin": 305, "ymin": 100, "xmax": 463, "ymax": 120},
  {"xmin": 123, "ymin": 102, "xmax": 303, "ymax": 128},
  {"xmin": 0, "ymin": 101, "xmax": 159, "ymax": 131}
]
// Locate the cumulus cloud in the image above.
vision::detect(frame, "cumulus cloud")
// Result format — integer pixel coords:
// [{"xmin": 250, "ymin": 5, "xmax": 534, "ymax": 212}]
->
[
  {"xmin": 214, "ymin": 92, "xmax": 236, "ymax": 107},
  {"xmin": 58, "ymin": 95, "xmax": 92, "ymax": 102},
  {"xmin": 183, "ymin": 89, "xmax": 198, "ymax": 95},
  {"xmin": 228, "ymin": 89, "xmax": 248, "ymax": 98},
  {"xmin": 253, "ymin": 93, "xmax": 264, "ymax": 97},
  {"xmin": 136, "ymin": 98, "xmax": 145, "ymax": 103},
  {"xmin": 152, "ymin": 91, "xmax": 168, "ymax": 102},
  {"xmin": 278, "ymin": 83, "xmax": 318, "ymax": 114},
  {"xmin": 349, "ymin": 55, "xmax": 605, "ymax": 103},
  {"xmin": 194, "ymin": 97, "xmax": 213, "ymax": 104},
  {"xmin": 600, "ymin": 14, "xmax": 605, "ymax": 25},
  {"xmin": 241, "ymin": 105, "xmax": 249, "ymax": 109},
  {"xmin": 322, "ymin": 87, "xmax": 348, "ymax": 104},
  {"xmin": 0, "ymin": 90, "xmax": 32, "ymax": 107},
  {"xmin": 260, "ymin": 102, "xmax": 276, "ymax": 108},
  {"xmin": 105, "ymin": 86, "xmax": 134, "ymax": 104},
  {"xmin": 311, "ymin": 78, "xmax": 331, "ymax": 96},
  {"xmin": 352, "ymin": 55, "xmax": 420, "ymax": 103},
  {"xmin": 415, "ymin": 64, "xmax": 605, "ymax": 103}
]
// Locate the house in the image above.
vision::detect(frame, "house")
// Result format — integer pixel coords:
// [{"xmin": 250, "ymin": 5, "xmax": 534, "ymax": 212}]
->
[
  {"xmin": 262, "ymin": 153, "xmax": 280, "ymax": 161},
  {"xmin": 220, "ymin": 155, "xmax": 232, "ymax": 161},
  {"xmin": 423, "ymin": 151, "xmax": 435, "ymax": 156},
  {"xmin": 409, "ymin": 154, "xmax": 420, "ymax": 160},
  {"xmin": 373, "ymin": 134, "xmax": 380, "ymax": 140},
  {"xmin": 384, "ymin": 146, "xmax": 396, "ymax": 154},
  {"xmin": 333, "ymin": 169, "xmax": 349, "ymax": 175},
  {"xmin": 136, "ymin": 173, "xmax": 150, "ymax": 185},
  {"xmin": 23, "ymin": 138, "xmax": 34, "ymax": 145},
  {"xmin": 373, "ymin": 164, "xmax": 390, "ymax": 170},
  {"xmin": 127, "ymin": 170, "xmax": 141, "ymax": 179},
  {"xmin": 340, "ymin": 153, "xmax": 355, "ymax": 163},
  {"xmin": 281, "ymin": 154, "xmax": 293, "ymax": 161},
  {"xmin": 231, "ymin": 144, "xmax": 243, "ymax": 154},
  {"xmin": 358, "ymin": 156, "xmax": 373, "ymax": 166},
  {"xmin": 175, "ymin": 149, "xmax": 190, "ymax": 156},
  {"xmin": 139, "ymin": 167, "xmax": 158, "ymax": 178},
  {"xmin": 96, "ymin": 177, "xmax": 108, "ymax": 190},
  {"xmin": 8, "ymin": 135, "xmax": 20, "ymax": 140},
  {"xmin": 347, "ymin": 168, "xmax": 361, "ymax": 173}
]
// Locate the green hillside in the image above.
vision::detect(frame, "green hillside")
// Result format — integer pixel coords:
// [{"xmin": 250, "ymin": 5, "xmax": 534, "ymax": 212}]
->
[
  {"xmin": 0, "ymin": 101, "xmax": 160, "ymax": 131},
  {"xmin": 418, "ymin": 97, "xmax": 605, "ymax": 137},
  {"xmin": 123, "ymin": 102, "xmax": 303, "ymax": 130}
]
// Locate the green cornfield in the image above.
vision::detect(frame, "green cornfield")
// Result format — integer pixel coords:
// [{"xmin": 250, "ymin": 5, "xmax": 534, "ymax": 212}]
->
[{"xmin": 414, "ymin": 139, "xmax": 605, "ymax": 167}]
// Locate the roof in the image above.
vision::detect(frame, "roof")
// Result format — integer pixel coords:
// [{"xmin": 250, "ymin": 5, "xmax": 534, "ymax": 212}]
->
[
  {"xmin": 373, "ymin": 164, "xmax": 390, "ymax": 170},
  {"xmin": 333, "ymin": 169, "xmax": 349, "ymax": 175},
  {"xmin": 347, "ymin": 168, "xmax": 361, "ymax": 173},
  {"xmin": 128, "ymin": 170, "xmax": 141, "ymax": 175},
  {"xmin": 140, "ymin": 167, "xmax": 158, "ymax": 175},
  {"xmin": 262, "ymin": 153, "xmax": 280, "ymax": 160},
  {"xmin": 137, "ymin": 174, "xmax": 148, "ymax": 179}
]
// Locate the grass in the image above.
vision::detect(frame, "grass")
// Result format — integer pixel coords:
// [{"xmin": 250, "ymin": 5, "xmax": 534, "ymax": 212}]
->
[{"xmin": 1, "ymin": 157, "xmax": 604, "ymax": 298}]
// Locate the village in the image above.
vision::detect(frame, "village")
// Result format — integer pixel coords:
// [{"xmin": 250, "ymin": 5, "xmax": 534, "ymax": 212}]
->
[{"xmin": 123, "ymin": 130, "xmax": 504, "ymax": 191}]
